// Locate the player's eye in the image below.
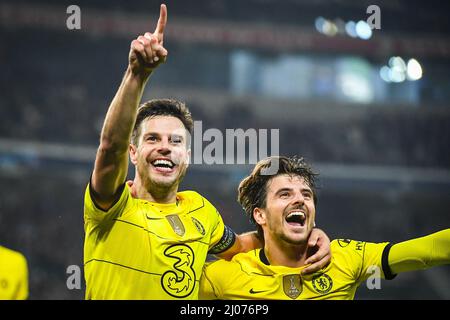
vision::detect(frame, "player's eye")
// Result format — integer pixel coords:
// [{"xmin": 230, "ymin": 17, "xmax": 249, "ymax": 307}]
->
[
  {"xmin": 303, "ymin": 192, "xmax": 312, "ymax": 199},
  {"xmin": 170, "ymin": 135, "xmax": 183, "ymax": 144},
  {"xmin": 146, "ymin": 135, "xmax": 158, "ymax": 142}
]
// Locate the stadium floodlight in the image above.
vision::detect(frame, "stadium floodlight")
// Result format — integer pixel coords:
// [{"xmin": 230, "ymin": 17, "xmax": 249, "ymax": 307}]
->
[
  {"xmin": 406, "ymin": 58, "xmax": 423, "ymax": 81},
  {"xmin": 355, "ymin": 20, "xmax": 372, "ymax": 40},
  {"xmin": 379, "ymin": 66, "xmax": 391, "ymax": 82},
  {"xmin": 345, "ymin": 21, "xmax": 358, "ymax": 38}
]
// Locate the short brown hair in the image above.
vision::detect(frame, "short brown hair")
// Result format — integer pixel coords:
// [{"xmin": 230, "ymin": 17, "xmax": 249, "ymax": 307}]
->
[
  {"xmin": 238, "ymin": 156, "xmax": 318, "ymax": 238},
  {"xmin": 131, "ymin": 99, "xmax": 194, "ymax": 145}
]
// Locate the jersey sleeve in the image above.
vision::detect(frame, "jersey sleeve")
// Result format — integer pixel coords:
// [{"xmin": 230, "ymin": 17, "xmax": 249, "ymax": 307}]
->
[
  {"xmin": 84, "ymin": 182, "xmax": 131, "ymax": 222},
  {"xmin": 389, "ymin": 229, "xmax": 450, "ymax": 275},
  {"xmin": 332, "ymin": 239, "xmax": 393, "ymax": 283},
  {"xmin": 357, "ymin": 241, "xmax": 394, "ymax": 281},
  {"xmin": 200, "ymin": 197, "xmax": 236, "ymax": 254},
  {"xmin": 208, "ymin": 210, "xmax": 225, "ymax": 249}
]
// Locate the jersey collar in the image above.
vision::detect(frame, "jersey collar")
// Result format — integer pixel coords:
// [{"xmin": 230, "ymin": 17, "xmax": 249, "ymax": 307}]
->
[{"xmin": 259, "ymin": 248, "xmax": 270, "ymax": 265}]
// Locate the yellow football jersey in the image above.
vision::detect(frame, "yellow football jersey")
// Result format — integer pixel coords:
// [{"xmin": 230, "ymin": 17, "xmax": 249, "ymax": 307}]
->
[
  {"xmin": 84, "ymin": 183, "xmax": 230, "ymax": 300},
  {"xmin": 200, "ymin": 239, "xmax": 391, "ymax": 300},
  {"xmin": 0, "ymin": 246, "xmax": 28, "ymax": 300}
]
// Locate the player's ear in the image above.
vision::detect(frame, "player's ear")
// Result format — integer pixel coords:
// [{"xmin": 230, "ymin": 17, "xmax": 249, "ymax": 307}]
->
[
  {"xmin": 129, "ymin": 143, "xmax": 138, "ymax": 165},
  {"xmin": 253, "ymin": 207, "xmax": 266, "ymax": 226}
]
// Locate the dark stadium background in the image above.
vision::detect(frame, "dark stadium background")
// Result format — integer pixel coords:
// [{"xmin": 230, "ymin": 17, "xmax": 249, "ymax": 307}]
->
[{"xmin": 0, "ymin": 0, "xmax": 449, "ymax": 299}]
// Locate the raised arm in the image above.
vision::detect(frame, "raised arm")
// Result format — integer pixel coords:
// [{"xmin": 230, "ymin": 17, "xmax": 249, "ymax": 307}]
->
[
  {"xmin": 91, "ymin": 4, "xmax": 168, "ymax": 210},
  {"xmin": 388, "ymin": 229, "xmax": 450, "ymax": 276}
]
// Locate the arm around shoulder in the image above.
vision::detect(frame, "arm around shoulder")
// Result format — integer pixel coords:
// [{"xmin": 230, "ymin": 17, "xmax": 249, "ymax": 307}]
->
[{"xmin": 215, "ymin": 230, "xmax": 262, "ymax": 261}]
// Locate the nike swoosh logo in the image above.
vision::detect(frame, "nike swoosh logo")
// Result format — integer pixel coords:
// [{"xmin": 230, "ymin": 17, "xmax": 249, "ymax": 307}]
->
[{"xmin": 249, "ymin": 288, "xmax": 268, "ymax": 294}]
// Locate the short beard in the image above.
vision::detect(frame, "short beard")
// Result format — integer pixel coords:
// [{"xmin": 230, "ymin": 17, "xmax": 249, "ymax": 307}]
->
[
  {"xmin": 138, "ymin": 161, "xmax": 188, "ymax": 198},
  {"xmin": 280, "ymin": 234, "xmax": 307, "ymax": 246},
  {"xmin": 278, "ymin": 229, "xmax": 310, "ymax": 246}
]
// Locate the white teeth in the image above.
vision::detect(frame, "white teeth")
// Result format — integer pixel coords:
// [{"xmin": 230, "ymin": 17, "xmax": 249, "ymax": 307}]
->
[
  {"xmin": 287, "ymin": 211, "xmax": 305, "ymax": 219},
  {"xmin": 153, "ymin": 159, "xmax": 174, "ymax": 168}
]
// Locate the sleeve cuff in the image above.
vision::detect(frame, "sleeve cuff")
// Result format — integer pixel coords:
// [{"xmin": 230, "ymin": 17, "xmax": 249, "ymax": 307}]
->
[
  {"xmin": 88, "ymin": 174, "xmax": 126, "ymax": 212},
  {"xmin": 382, "ymin": 243, "xmax": 397, "ymax": 280}
]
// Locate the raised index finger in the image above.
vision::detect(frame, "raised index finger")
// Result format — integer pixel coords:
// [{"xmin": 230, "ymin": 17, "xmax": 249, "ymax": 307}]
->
[{"xmin": 154, "ymin": 4, "xmax": 167, "ymax": 43}]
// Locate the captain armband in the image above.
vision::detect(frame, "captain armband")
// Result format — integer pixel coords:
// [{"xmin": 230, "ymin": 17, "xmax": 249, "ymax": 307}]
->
[{"xmin": 208, "ymin": 225, "xmax": 236, "ymax": 254}]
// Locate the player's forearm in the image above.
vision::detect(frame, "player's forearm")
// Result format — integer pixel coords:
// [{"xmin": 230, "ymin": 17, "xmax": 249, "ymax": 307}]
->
[
  {"xmin": 91, "ymin": 68, "xmax": 151, "ymax": 204},
  {"xmin": 389, "ymin": 229, "xmax": 450, "ymax": 275},
  {"xmin": 215, "ymin": 231, "xmax": 261, "ymax": 261},
  {"xmin": 239, "ymin": 230, "xmax": 263, "ymax": 251},
  {"xmin": 100, "ymin": 67, "xmax": 151, "ymax": 151}
]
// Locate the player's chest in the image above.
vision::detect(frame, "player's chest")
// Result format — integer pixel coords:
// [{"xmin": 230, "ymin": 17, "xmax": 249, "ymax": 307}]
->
[
  {"xmin": 233, "ymin": 271, "xmax": 353, "ymax": 300},
  {"xmin": 141, "ymin": 208, "xmax": 210, "ymax": 242}
]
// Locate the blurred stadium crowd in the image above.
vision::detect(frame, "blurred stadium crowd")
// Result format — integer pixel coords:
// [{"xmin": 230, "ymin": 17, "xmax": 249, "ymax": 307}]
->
[{"xmin": 0, "ymin": 0, "xmax": 449, "ymax": 299}]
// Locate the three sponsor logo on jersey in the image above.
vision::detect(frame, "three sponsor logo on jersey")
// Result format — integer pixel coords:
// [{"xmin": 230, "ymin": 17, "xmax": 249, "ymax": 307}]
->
[
  {"xmin": 162, "ymin": 215, "xmax": 207, "ymax": 297},
  {"xmin": 161, "ymin": 244, "xmax": 196, "ymax": 298}
]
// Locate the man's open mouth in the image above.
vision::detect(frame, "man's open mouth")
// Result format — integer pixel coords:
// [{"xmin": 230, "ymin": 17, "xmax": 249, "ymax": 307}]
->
[
  {"xmin": 285, "ymin": 211, "xmax": 306, "ymax": 227},
  {"xmin": 151, "ymin": 159, "xmax": 175, "ymax": 171}
]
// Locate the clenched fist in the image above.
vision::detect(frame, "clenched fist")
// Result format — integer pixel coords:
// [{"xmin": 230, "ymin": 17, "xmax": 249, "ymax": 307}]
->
[{"xmin": 129, "ymin": 4, "xmax": 168, "ymax": 76}]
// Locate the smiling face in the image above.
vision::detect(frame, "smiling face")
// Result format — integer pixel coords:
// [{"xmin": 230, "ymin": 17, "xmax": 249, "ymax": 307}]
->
[
  {"xmin": 130, "ymin": 115, "xmax": 190, "ymax": 192},
  {"xmin": 254, "ymin": 174, "xmax": 316, "ymax": 246}
]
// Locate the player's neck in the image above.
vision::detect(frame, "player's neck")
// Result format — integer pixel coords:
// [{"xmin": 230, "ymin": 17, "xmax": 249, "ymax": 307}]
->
[
  {"xmin": 133, "ymin": 176, "xmax": 178, "ymax": 204},
  {"xmin": 263, "ymin": 238, "xmax": 308, "ymax": 268}
]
